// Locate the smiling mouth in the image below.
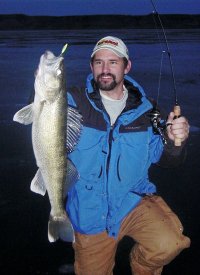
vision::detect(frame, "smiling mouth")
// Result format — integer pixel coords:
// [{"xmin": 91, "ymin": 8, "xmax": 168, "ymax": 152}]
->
[
  {"xmin": 101, "ymin": 76, "xmax": 112, "ymax": 81},
  {"xmin": 98, "ymin": 74, "xmax": 114, "ymax": 82}
]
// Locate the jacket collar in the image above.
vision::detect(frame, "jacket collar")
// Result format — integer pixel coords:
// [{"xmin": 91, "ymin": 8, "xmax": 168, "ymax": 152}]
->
[{"xmin": 86, "ymin": 74, "xmax": 143, "ymax": 111}]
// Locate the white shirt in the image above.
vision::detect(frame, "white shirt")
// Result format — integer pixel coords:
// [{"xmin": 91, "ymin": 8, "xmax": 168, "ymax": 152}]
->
[{"xmin": 100, "ymin": 86, "xmax": 128, "ymax": 126}]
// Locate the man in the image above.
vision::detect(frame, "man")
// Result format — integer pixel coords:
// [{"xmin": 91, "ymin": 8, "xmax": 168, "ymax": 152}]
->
[{"xmin": 66, "ymin": 36, "xmax": 190, "ymax": 274}]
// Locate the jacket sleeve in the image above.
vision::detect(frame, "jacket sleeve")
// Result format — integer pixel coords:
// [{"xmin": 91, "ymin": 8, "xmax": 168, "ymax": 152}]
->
[
  {"xmin": 157, "ymin": 136, "xmax": 187, "ymax": 168},
  {"xmin": 147, "ymin": 99, "xmax": 187, "ymax": 168}
]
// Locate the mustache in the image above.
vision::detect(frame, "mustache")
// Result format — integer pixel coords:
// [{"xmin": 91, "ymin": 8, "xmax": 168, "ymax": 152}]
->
[{"xmin": 97, "ymin": 73, "xmax": 116, "ymax": 80}]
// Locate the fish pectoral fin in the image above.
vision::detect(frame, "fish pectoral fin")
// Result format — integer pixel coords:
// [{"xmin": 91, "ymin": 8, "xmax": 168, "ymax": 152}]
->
[
  {"xmin": 13, "ymin": 103, "xmax": 34, "ymax": 125},
  {"xmin": 30, "ymin": 169, "xmax": 47, "ymax": 196},
  {"xmin": 67, "ymin": 106, "xmax": 82, "ymax": 153},
  {"xmin": 48, "ymin": 214, "xmax": 74, "ymax": 243}
]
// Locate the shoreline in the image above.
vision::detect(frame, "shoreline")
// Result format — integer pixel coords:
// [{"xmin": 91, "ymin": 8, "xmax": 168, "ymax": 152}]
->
[{"xmin": 0, "ymin": 14, "xmax": 200, "ymax": 30}]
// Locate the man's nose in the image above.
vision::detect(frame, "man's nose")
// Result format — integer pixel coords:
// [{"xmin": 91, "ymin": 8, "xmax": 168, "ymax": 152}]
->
[{"xmin": 102, "ymin": 62, "xmax": 110, "ymax": 74}]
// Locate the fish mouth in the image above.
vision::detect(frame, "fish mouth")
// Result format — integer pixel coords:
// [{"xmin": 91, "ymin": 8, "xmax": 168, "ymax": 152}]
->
[
  {"xmin": 34, "ymin": 50, "xmax": 65, "ymax": 100},
  {"xmin": 43, "ymin": 52, "xmax": 64, "ymax": 89},
  {"xmin": 44, "ymin": 50, "xmax": 64, "ymax": 71},
  {"xmin": 44, "ymin": 50, "xmax": 55, "ymax": 59}
]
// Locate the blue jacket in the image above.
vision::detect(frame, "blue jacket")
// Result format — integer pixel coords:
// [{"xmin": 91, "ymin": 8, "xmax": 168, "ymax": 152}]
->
[{"xmin": 66, "ymin": 74, "xmax": 164, "ymax": 237}]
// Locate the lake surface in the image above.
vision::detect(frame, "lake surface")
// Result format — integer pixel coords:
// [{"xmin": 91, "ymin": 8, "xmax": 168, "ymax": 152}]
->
[
  {"xmin": 0, "ymin": 29, "xmax": 200, "ymax": 274},
  {"xmin": 0, "ymin": 28, "xmax": 200, "ymax": 125}
]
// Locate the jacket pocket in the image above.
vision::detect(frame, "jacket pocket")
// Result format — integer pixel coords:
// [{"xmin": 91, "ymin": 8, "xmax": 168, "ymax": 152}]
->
[
  {"xmin": 117, "ymin": 131, "xmax": 150, "ymax": 183},
  {"xmin": 68, "ymin": 181, "xmax": 105, "ymax": 232},
  {"xmin": 69, "ymin": 127, "xmax": 106, "ymax": 180}
]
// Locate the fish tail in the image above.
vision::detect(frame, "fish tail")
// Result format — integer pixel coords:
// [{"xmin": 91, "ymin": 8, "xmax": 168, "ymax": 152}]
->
[{"xmin": 48, "ymin": 214, "xmax": 74, "ymax": 243}]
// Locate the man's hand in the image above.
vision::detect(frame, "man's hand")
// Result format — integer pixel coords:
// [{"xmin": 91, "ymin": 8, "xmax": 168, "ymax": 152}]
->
[{"xmin": 166, "ymin": 112, "xmax": 190, "ymax": 142}]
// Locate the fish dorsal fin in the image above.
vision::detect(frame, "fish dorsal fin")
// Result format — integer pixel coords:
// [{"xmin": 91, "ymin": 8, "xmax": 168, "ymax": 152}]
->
[
  {"xmin": 63, "ymin": 159, "xmax": 80, "ymax": 197},
  {"xmin": 30, "ymin": 169, "xmax": 47, "ymax": 196},
  {"xmin": 67, "ymin": 106, "xmax": 82, "ymax": 153},
  {"xmin": 13, "ymin": 103, "xmax": 34, "ymax": 125}
]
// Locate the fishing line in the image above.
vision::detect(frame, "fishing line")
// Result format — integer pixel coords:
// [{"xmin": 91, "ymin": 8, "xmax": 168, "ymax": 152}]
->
[
  {"xmin": 151, "ymin": 9, "xmax": 165, "ymax": 109},
  {"xmin": 150, "ymin": 0, "xmax": 178, "ymax": 106}
]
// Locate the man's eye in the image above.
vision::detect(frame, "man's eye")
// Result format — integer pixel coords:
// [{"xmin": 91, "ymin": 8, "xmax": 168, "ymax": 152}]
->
[{"xmin": 95, "ymin": 61, "xmax": 102, "ymax": 65}]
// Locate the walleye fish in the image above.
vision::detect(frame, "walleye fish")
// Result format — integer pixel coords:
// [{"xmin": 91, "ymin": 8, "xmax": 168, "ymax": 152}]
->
[{"xmin": 13, "ymin": 47, "xmax": 82, "ymax": 242}]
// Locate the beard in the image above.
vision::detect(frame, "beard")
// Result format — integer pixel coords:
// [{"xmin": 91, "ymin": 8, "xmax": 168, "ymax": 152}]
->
[{"xmin": 95, "ymin": 73, "xmax": 117, "ymax": 91}]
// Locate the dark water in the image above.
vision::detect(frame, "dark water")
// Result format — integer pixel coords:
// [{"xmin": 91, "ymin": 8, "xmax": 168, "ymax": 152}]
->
[{"xmin": 0, "ymin": 29, "xmax": 200, "ymax": 274}]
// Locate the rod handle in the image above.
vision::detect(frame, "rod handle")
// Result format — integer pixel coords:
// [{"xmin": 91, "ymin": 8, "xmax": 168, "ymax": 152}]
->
[{"xmin": 173, "ymin": 105, "xmax": 181, "ymax": 146}]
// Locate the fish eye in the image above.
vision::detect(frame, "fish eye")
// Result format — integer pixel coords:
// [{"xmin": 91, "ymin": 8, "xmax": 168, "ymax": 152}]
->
[{"xmin": 56, "ymin": 69, "xmax": 62, "ymax": 76}]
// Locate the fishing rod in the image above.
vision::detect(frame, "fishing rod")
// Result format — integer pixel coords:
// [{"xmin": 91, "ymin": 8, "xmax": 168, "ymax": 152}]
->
[{"xmin": 149, "ymin": 0, "xmax": 182, "ymax": 146}]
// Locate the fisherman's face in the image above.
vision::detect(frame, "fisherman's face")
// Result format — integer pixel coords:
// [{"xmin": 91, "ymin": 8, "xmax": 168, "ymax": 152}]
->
[{"xmin": 90, "ymin": 49, "xmax": 131, "ymax": 93}]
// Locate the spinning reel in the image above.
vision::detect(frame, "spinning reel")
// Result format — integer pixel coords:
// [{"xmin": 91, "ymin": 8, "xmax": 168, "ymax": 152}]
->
[{"xmin": 148, "ymin": 108, "xmax": 167, "ymax": 144}]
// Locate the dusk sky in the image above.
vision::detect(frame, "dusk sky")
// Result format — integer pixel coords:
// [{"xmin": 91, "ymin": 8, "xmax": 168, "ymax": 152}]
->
[{"xmin": 0, "ymin": 0, "xmax": 199, "ymax": 16}]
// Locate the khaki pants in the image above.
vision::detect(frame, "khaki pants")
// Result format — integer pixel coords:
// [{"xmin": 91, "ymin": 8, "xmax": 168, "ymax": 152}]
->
[{"xmin": 73, "ymin": 195, "xmax": 190, "ymax": 275}]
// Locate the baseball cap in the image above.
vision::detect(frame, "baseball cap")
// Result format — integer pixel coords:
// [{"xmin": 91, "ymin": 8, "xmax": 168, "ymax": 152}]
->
[{"xmin": 91, "ymin": 36, "xmax": 129, "ymax": 60}]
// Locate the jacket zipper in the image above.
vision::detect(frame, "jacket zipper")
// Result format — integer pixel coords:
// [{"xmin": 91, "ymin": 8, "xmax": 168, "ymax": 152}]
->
[
  {"xmin": 106, "ymin": 126, "xmax": 113, "ymax": 177},
  {"xmin": 106, "ymin": 115, "xmax": 120, "ymax": 179}
]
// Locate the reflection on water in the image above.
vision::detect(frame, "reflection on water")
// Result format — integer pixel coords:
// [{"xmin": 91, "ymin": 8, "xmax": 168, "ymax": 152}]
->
[
  {"xmin": 0, "ymin": 29, "xmax": 199, "ymax": 47},
  {"xmin": 0, "ymin": 29, "xmax": 199, "ymax": 126}
]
